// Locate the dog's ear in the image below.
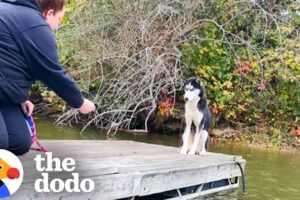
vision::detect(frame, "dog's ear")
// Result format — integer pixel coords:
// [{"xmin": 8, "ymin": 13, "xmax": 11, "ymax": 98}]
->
[{"xmin": 196, "ymin": 77, "xmax": 202, "ymax": 86}]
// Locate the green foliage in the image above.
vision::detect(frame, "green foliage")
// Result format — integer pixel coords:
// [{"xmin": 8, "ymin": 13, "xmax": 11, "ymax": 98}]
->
[
  {"xmin": 61, "ymin": 0, "xmax": 86, "ymax": 25},
  {"xmin": 181, "ymin": 0, "xmax": 300, "ymax": 147},
  {"xmin": 181, "ymin": 23, "xmax": 255, "ymax": 123}
]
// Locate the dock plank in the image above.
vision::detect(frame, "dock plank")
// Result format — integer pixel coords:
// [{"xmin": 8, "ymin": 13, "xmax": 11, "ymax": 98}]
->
[{"xmin": 9, "ymin": 140, "xmax": 246, "ymax": 200}]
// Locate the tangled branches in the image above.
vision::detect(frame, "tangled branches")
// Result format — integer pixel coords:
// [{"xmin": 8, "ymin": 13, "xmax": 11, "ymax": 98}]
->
[{"xmin": 55, "ymin": 0, "xmax": 205, "ymax": 133}]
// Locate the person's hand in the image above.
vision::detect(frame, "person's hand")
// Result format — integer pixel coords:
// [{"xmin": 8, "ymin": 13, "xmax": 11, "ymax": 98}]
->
[
  {"xmin": 78, "ymin": 99, "xmax": 95, "ymax": 114},
  {"xmin": 22, "ymin": 100, "xmax": 34, "ymax": 116}
]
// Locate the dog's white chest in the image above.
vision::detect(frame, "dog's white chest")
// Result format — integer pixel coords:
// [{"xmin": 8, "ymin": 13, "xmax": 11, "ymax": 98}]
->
[{"xmin": 185, "ymin": 100, "xmax": 203, "ymax": 124}]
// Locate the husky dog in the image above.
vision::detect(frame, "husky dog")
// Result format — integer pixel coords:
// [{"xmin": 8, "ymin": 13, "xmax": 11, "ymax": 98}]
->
[{"xmin": 180, "ymin": 77, "xmax": 212, "ymax": 155}]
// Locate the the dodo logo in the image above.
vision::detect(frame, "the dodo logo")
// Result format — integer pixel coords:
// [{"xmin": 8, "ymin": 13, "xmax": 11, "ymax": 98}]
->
[{"xmin": 0, "ymin": 150, "xmax": 23, "ymax": 198}]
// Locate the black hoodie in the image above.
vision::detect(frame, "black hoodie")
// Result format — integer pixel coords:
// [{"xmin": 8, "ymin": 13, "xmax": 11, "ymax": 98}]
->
[{"xmin": 0, "ymin": 0, "xmax": 84, "ymax": 108}]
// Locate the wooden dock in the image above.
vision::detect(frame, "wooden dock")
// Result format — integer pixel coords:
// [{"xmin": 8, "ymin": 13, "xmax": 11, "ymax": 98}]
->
[{"xmin": 12, "ymin": 140, "xmax": 246, "ymax": 200}]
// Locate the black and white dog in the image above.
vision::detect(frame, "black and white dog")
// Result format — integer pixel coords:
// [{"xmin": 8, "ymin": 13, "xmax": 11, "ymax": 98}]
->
[{"xmin": 180, "ymin": 77, "xmax": 212, "ymax": 155}]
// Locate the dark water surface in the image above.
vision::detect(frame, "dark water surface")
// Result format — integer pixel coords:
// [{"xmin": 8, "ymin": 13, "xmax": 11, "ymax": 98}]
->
[{"xmin": 35, "ymin": 118, "xmax": 300, "ymax": 200}]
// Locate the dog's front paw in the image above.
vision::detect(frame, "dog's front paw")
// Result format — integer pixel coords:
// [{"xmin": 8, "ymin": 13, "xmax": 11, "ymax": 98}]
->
[
  {"xmin": 199, "ymin": 150, "xmax": 207, "ymax": 156},
  {"xmin": 188, "ymin": 150, "xmax": 196, "ymax": 155},
  {"xmin": 178, "ymin": 146, "xmax": 183, "ymax": 153},
  {"xmin": 179, "ymin": 149, "xmax": 188, "ymax": 155}
]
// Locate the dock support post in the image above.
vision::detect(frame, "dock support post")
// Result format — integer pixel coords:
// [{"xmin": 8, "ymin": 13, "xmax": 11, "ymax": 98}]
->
[{"xmin": 176, "ymin": 189, "xmax": 182, "ymax": 197}]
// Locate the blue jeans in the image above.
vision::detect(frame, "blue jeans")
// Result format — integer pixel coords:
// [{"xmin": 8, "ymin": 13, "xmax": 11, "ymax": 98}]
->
[{"xmin": 0, "ymin": 93, "xmax": 31, "ymax": 155}]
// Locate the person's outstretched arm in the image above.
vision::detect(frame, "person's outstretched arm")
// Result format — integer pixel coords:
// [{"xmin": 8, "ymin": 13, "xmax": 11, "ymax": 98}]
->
[{"xmin": 18, "ymin": 25, "xmax": 95, "ymax": 113}]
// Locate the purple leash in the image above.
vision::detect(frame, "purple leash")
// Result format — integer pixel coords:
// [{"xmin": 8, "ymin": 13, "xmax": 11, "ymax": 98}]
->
[{"xmin": 26, "ymin": 115, "xmax": 47, "ymax": 152}]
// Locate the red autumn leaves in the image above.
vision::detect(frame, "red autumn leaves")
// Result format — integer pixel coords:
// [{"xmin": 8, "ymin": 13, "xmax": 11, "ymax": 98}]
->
[
  {"xmin": 158, "ymin": 88, "xmax": 174, "ymax": 118},
  {"xmin": 236, "ymin": 60, "xmax": 266, "ymax": 91},
  {"xmin": 236, "ymin": 60, "xmax": 254, "ymax": 76},
  {"xmin": 290, "ymin": 127, "xmax": 300, "ymax": 137}
]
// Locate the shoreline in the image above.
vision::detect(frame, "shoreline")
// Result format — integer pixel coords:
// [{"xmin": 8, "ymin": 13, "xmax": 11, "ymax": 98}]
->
[{"xmin": 36, "ymin": 115, "xmax": 300, "ymax": 152}]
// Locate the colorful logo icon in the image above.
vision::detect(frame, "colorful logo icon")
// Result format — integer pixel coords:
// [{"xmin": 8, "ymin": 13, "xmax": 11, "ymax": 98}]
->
[{"xmin": 0, "ymin": 150, "xmax": 23, "ymax": 198}]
